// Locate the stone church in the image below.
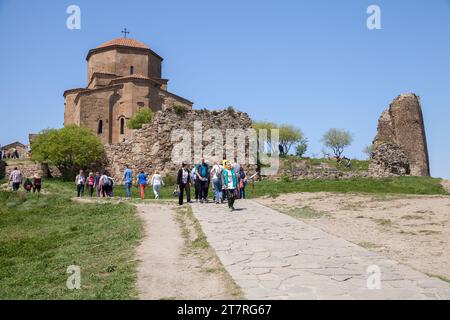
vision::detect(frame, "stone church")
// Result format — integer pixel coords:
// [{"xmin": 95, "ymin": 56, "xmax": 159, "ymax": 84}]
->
[{"xmin": 64, "ymin": 37, "xmax": 193, "ymax": 144}]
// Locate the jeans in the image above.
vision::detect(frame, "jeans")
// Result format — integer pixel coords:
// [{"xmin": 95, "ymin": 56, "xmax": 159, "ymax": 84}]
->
[
  {"xmin": 77, "ymin": 184, "xmax": 84, "ymax": 197},
  {"xmin": 240, "ymin": 183, "xmax": 246, "ymax": 199},
  {"xmin": 153, "ymin": 183, "xmax": 161, "ymax": 199},
  {"xmin": 125, "ymin": 182, "xmax": 132, "ymax": 198},
  {"xmin": 213, "ymin": 178, "xmax": 222, "ymax": 203},
  {"xmin": 193, "ymin": 179, "xmax": 200, "ymax": 200},
  {"xmin": 199, "ymin": 180, "xmax": 208, "ymax": 201}
]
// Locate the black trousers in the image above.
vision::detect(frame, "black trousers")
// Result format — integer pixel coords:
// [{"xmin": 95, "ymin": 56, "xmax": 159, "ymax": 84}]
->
[
  {"xmin": 77, "ymin": 184, "xmax": 84, "ymax": 197},
  {"xmin": 178, "ymin": 183, "xmax": 191, "ymax": 205},
  {"xmin": 227, "ymin": 189, "xmax": 236, "ymax": 208},
  {"xmin": 199, "ymin": 180, "xmax": 208, "ymax": 200},
  {"xmin": 12, "ymin": 183, "xmax": 20, "ymax": 191},
  {"xmin": 194, "ymin": 180, "xmax": 200, "ymax": 200}
]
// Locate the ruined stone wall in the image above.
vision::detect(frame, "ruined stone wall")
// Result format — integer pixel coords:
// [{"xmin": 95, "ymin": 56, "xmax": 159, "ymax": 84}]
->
[
  {"xmin": 104, "ymin": 108, "xmax": 255, "ymax": 180},
  {"xmin": 4, "ymin": 162, "xmax": 61, "ymax": 179},
  {"xmin": 369, "ymin": 93, "xmax": 430, "ymax": 177}
]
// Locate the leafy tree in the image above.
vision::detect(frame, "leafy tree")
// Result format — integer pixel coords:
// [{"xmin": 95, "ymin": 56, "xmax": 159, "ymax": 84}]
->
[
  {"xmin": 321, "ymin": 128, "xmax": 353, "ymax": 159},
  {"xmin": 295, "ymin": 138, "xmax": 308, "ymax": 158},
  {"xmin": 31, "ymin": 125, "xmax": 104, "ymax": 179},
  {"xmin": 127, "ymin": 108, "xmax": 154, "ymax": 129},
  {"xmin": 279, "ymin": 125, "xmax": 304, "ymax": 155}
]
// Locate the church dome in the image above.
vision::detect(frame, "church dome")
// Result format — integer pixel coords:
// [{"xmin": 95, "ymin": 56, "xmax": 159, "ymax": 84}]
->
[{"xmin": 96, "ymin": 38, "xmax": 150, "ymax": 50}]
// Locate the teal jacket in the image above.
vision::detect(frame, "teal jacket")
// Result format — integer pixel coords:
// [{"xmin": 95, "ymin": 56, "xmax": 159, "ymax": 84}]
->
[{"xmin": 222, "ymin": 169, "xmax": 237, "ymax": 189}]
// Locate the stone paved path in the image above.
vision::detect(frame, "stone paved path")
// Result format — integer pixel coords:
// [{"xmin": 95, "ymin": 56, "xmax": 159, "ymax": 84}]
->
[{"xmin": 190, "ymin": 200, "xmax": 450, "ymax": 300}]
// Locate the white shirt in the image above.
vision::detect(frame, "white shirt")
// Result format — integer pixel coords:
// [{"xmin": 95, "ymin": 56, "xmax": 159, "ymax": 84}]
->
[
  {"xmin": 151, "ymin": 174, "xmax": 164, "ymax": 186},
  {"xmin": 182, "ymin": 169, "xmax": 189, "ymax": 184}
]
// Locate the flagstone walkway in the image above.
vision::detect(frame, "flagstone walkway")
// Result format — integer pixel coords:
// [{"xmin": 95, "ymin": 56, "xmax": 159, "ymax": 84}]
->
[{"xmin": 190, "ymin": 200, "xmax": 450, "ymax": 300}]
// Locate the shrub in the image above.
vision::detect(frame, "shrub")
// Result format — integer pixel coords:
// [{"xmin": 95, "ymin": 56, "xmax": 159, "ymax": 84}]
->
[
  {"xmin": 127, "ymin": 108, "xmax": 154, "ymax": 129},
  {"xmin": 173, "ymin": 105, "xmax": 188, "ymax": 116},
  {"xmin": 31, "ymin": 125, "xmax": 104, "ymax": 179}
]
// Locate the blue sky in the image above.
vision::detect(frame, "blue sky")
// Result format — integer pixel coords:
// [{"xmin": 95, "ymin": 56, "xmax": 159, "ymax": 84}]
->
[{"xmin": 0, "ymin": 0, "xmax": 449, "ymax": 178}]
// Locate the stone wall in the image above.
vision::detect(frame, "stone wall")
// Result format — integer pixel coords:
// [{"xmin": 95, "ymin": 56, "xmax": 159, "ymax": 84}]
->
[
  {"xmin": 262, "ymin": 158, "xmax": 369, "ymax": 181},
  {"xmin": 4, "ymin": 162, "xmax": 61, "ymax": 179},
  {"xmin": 104, "ymin": 107, "xmax": 256, "ymax": 180},
  {"xmin": 369, "ymin": 93, "xmax": 430, "ymax": 177}
]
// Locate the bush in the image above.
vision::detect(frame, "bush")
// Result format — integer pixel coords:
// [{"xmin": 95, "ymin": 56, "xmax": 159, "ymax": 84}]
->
[
  {"xmin": 173, "ymin": 105, "xmax": 188, "ymax": 116},
  {"xmin": 31, "ymin": 125, "xmax": 104, "ymax": 179},
  {"xmin": 163, "ymin": 174, "xmax": 177, "ymax": 186},
  {"xmin": 295, "ymin": 138, "xmax": 308, "ymax": 158},
  {"xmin": 127, "ymin": 108, "xmax": 154, "ymax": 129}
]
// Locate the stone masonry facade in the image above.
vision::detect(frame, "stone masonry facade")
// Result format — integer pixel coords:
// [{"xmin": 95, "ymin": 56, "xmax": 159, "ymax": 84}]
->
[
  {"xmin": 369, "ymin": 93, "xmax": 430, "ymax": 177},
  {"xmin": 105, "ymin": 107, "xmax": 256, "ymax": 180},
  {"xmin": 64, "ymin": 38, "xmax": 193, "ymax": 145}
]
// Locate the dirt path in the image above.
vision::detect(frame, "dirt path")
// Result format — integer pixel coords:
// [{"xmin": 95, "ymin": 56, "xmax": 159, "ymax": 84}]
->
[
  {"xmin": 257, "ymin": 192, "xmax": 450, "ymax": 281},
  {"xmin": 135, "ymin": 203, "xmax": 239, "ymax": 300}
]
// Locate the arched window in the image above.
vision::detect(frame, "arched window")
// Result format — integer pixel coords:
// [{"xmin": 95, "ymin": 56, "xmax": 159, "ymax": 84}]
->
[
  {"xmin": 130, "ymin": 66, "xmax": 134, "ymax": 75},
  {"xmin": 120, "ymin": 118, "xmax": 125, "ymax": 135},
  {"xmin": 97, "ymin": 120, "xmax": 103, "ymax": 134}
]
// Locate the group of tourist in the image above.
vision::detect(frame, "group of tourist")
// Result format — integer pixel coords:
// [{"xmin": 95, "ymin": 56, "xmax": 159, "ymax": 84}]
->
[
  {"xmin": 75, "ymin": 170, "xmax": 116, "ymax": 198},
  {"xmin": 6, "ymin": 159, "xmax": 247, "ymax": 212},
  {"xmin": 177, "ymin": 158, "xmax": 247, "ymax": 211},
  {"xmin": 8, "ymin": 167, "xmax": 42, "ymax": 193},
  {"xmin": 1, "ymin": 147, "xmax": 20, "ymax": 160}
]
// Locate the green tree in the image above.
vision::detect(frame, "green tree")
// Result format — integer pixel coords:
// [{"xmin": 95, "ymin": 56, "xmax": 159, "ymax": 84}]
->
[
  {"xmin": 295, "ymin": 137, "xmax": 308, "ymax": 158},
  {"xmin": 321, "ymin": 128, "xmax": 353, "ymax": 159},
  {"xmin": 31, "ymin": 125, "xmax": 104, "ymax": 179},
  {"xmin": 127, "ymin": 108, "xmax": 154, "ymax": 129},
  {"xmin": 279, "ymin": 124, "xmax": 304, "ymax": 155}
]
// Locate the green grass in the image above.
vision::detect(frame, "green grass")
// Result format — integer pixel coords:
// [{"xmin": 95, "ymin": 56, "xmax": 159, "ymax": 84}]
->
[
  {"xmin": 0, "ymin": 188, "xmax": 143, "ymax": 299},
  {"xmin": 282, "ymin": 156, "xmax": 370, "ymax": 172},
  {"xmin": 247, "ymin": 176, "xmax": 448, "ymax": 198}
]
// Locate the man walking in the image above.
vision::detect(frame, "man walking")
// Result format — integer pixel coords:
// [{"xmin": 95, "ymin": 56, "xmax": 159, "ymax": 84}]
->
[
  {"xmin": 9, "ymin": 167, "xmax": 22, "ymax": 191},
  {"xmin": 177, "ymin": 162, "xmax": 191, "ymax": 205},
  {"xmin": 123, "ymin": 165, "xmax": 133, "ymax": 200},
  {"xmin": 196, "ymin": 158, "xmax": 210, "ymax": 203},
  {"xmin": 75, "ymin": 170, "xmax": 86, "ymax": 197}
]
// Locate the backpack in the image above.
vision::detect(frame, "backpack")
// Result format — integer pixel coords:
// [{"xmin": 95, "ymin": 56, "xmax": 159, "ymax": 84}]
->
[{"xmin": 102, "ymin": 175, "xmax": 111, "ymax": 186}]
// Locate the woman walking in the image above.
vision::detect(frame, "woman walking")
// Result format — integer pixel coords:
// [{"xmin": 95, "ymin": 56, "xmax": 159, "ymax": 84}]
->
[
  {"xmin": 177, "ymin": 163, "xmax": 191, "ymax": 205},
  {"xmin": 32, "ymin": 173, "xmax": 42, "ymax": 193},
  {"xmin": 87, "ymin": 172, "xmax": 95, "ymax": 197},
  {"xmin": 210, "ymin": 161, "xmax": 223, "ymax": 204},
  {"xmin": 150, "ymin": 170, "xmax": 165, "ymax": 199},
  {"xmin": 137, "ymin": 171, "xmax": 148, "ymax": 200},
  {"xmin": 222, "ymin": 161, "xmax": 237, "ymax": 211},
  {"xmin": 238, "ymin": 167, "xmax": 247, "ymax": 199}
]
